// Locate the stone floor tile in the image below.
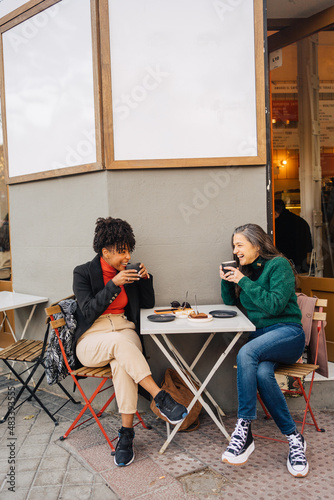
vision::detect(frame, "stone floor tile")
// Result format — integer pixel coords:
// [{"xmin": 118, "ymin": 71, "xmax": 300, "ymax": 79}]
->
[
  {"xmin": 0, "ymin": 487, "xmax": 30, "ymax": 499},
  {"xmin": 28, "ymin": 485, "xmax": 61, "ymax": 500},
  {"xmin": 67, "ymin": 455, "xmax": 86, "ymax": 470},
  {"xmin": 17, "ymin": 444, "xmax": 48, "ymax": 459},
  {"xmin": 135, "ymin": 480, "xmax": 189, "ymax": 500},
  {"xmin": 23, "ymin": 433, "xmax": 51, "ymax": 447},
  {"xmin": 285, "ymin": 481, "xmax": 334, "ymax": 500},
  {"xmin": 16, "ymin": 458, "xmax": 40, "ymax": 473},
  {"xmin": 79, "ymin": 443, "xmax": 117, "ymax": 472},
  {"xmin": 60, "ymin": 485, "xmax": 92, "ymax": 500},
  {"xmin": 56, "ymin": 423, "xmax": 110, "ymax": 450},
  {"xmin": 0, "ymin": 459, "xmax": 11, "ymax": 474},
  {"xmin": 15, "ymin": 470, "xmax": 37, "ymax": 490},
  {"xmin": 33, "ymin": 469, "xmax": 65, "ymax": 487},
  {"xmin": 178, "ymin": 467, "xmax": 233, "ymax": 499},
  {"xmin": 39, "ymin": 452, "xmax": 69, "ymax": 470},
  {"xmin": 91, "ymin": 481, "xmax": 119, "ymax": 499},
  {"xmin": 155, "ymin": 451, "xmax": 205, "ymax": 478},
  {"xmin": 43, "ymin": 443, "xmax": 70, "ymax": 457},
  {"xmin": 101, "ymin": 457, "xmax": 176, "ymax": 499},
  {"xmin": 64, "ymin": 468, "xmax": 94, "ymax": 485}
]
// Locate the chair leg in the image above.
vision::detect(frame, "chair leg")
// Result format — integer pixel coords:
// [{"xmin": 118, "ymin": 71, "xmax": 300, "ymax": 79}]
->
[
  {"xmin": 0, "ymin": 360, "xmax": 59, "ymax": 426},
  {"xmin": 27, "ymin": 369, "xmax": 45, "ymax": 401},
  {"xmin": 295, "ymin": 377, "xmax": 325, "ymax": 434},
  {"xmin": 60, "ymin": 376, "xmax": 116, "ymax": 451}
]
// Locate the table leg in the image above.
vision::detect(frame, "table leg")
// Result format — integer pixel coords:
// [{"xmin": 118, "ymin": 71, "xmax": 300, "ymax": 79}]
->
[
  {"xmin": 150, "ymin": 331, "xmax": 243, "ymax": 453},
  {"xmin": 162, "ymin": 333, "xmax": 226, "ymax": 417},
  {"xmin": 2, "ymin": 312, "xmax": 17, "ymax": 342},
  {"xmin": 5, "ymin": 305, "xmax": 38, "ymax": 384},
  {"xmin": 21, "ymin": 304, "xmax": 37, "ymax": 340}
]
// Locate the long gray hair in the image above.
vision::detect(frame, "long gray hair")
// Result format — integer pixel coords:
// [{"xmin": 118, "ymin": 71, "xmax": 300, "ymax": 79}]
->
[{"xmin": 231, "ymin": 223, "xmax": 296, "ymax": 295}]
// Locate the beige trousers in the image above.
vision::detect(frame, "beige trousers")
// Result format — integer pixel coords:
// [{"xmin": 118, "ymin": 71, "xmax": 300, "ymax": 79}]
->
[{"xmin": 76, "ymin": 314, "xmax": 151, "ymax": 414}]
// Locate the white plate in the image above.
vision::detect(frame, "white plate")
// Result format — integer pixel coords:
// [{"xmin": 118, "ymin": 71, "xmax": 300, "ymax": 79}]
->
[
  {"xmin": 187, "ymin": 314, "xmax": 213, "ymax": 323},
  {"xmin": 174, "ymin": 309, "xmax": 194, "ymax": 319}
]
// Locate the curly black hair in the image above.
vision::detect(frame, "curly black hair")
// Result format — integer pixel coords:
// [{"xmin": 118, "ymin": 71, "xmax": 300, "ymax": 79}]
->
[{"xmin": 93, "ymin": 217, "xmax": 136, "ymax": 256}]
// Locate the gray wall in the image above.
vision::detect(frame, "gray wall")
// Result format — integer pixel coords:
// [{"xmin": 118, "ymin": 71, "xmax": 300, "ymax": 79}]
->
[{"xmin": 8, "ymin": 165, "xmax": 267, "ymax": 412}]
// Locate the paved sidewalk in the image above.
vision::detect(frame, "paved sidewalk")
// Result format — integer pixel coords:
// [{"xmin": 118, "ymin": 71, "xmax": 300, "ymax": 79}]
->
[{"xmin": 0, "ymin": 375, "xmax": 334, "ymax": 499}]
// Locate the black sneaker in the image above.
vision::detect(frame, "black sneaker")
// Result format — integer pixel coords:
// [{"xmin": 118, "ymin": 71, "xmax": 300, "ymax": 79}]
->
[
  {"xmin": 286, "ymin": 431, "xmax": 309, "ymax": 477},
  {"xmin": 222, "ymin": 418, "xmax": 255, "ymax": 465},
  {"xmin": 154, "ymin": 390, "xmax": 188, "ymax": 425},
  {"xmin": 114, "ymin": 427, "xmax": 135, "ymax": 467}
]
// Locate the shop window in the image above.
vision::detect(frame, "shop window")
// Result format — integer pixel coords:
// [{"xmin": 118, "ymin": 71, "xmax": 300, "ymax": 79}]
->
[{"xmin": 271, "ymin": 31, "xmax": 334, "ymax": 278}]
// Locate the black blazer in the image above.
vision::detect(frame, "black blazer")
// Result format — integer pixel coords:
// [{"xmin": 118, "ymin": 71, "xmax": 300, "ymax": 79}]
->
[{"xmin": 73, "ymin": 255, "xmax": 155, "ymax": 348}]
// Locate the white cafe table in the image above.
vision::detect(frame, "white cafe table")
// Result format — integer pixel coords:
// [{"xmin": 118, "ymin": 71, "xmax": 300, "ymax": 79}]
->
[
  {"xmin": 0, "ymin": 291, "xmax": 48, "ymax": 344},
  {"xmin": 140, "ymin": 304, "xmax": 255, "ymax": 454}
]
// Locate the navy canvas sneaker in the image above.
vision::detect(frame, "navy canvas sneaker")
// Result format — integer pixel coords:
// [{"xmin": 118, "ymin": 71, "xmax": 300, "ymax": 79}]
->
[
  {"xmin": 222, "ymin": 418, "xmax": 255, "ymax": 465},
  {"xmin": 114, "ymin": 427, "xmax": 135, "ymax": 467},
  {"xmin": 154, "ymin": 390, "xmax": 188, "ymax": 425},
  {"xmin": 286, "ymin": 431, "xmax": 309, "ymax": 477}
]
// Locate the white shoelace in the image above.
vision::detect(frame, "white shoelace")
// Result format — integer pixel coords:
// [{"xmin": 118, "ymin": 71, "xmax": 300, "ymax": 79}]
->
[
  {"xmin": 287, "ymin": 433, "xmax": 306, "ymax": 464},
  {"xmin": 227, "ymin": 420, "xmax": 249, "ymax": 453}
]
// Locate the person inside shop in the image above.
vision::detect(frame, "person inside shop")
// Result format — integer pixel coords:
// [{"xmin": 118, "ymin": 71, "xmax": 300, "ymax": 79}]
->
[
  {"xmin": 274, "ymin": 199, "xmax": 313, "ymax": 273},
  {"xmin": 73, "ymin": 216, "xmax": 188, "ymax": 467},
  {"xmin": 219, "ymin": 223, "xmax": 308, "ymax": 478},
  {"xmin": 0, "ymin": 214, "xmax": 11, "ymax": 280}
]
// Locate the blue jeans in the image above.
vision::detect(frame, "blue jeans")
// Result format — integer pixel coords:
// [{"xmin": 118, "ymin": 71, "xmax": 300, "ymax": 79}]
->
[{"xmin": 237, "ymin": 323, "xmax": 305, "ymax": 435}]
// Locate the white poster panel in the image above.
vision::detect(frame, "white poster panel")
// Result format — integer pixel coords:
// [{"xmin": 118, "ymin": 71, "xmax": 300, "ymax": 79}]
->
[
  {"xmin": 2, "ymin": 0, "xmax": 96, "ymax": 177},
  {"xmin": 0, "ymin": 0, "xmax": 30, "ymax": 18},
  {"xmin": 109, "ymin": 0, "xmax": 258, "ymax": 161}
]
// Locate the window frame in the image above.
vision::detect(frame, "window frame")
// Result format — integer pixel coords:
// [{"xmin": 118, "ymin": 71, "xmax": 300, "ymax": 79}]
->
[
  {"xmin": 0, "ymin": 0, "xmax": 103, "ymax": 184},
  {"xmin": 100, "ymin": 0, "xmax": 266, "ymax": 170}
]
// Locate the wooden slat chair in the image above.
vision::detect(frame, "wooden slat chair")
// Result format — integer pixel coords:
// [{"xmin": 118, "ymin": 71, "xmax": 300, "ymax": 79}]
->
[
  {"xmin": 45, "ymin": 303, "xmax": 150, "ymax": 452},
  {"xmin": 256, "ymin": 298, "xmax": 327, "ymax": 439},
  {"xmin": 0, "ymin": 323, "xmax": 78, "ymax": 425}
]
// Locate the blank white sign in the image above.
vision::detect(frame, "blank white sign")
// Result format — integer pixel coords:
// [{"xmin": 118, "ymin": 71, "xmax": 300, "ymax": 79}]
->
[
  {"xmin": 109, "ymin": 0, "xmax": 258, "ymax": 161},
  {"xmin": 0, "ymin": 0, "xmax": 30, "ymax": 18},
  {"xmin": 2, "ymin": 0, "xmax": 96, "ymax": 178}
]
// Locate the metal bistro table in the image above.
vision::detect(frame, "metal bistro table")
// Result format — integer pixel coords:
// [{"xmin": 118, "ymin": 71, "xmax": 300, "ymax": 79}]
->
[
  {"xmin": 0, "ymin": 291, "xmax": 48, "ymax": 344},
  {"xmin": 140, "ymin": 304, "xmax": 255, "ymax": 454}
]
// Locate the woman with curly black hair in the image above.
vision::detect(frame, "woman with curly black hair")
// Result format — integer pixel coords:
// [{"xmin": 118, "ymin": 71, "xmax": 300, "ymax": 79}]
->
[{"xmin": 73, "ymin": 217, "xmax": 187, "ymax": 467}]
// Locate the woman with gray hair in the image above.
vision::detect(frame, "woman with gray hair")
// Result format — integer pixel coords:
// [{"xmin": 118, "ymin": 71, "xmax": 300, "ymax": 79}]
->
[{"xmin": 219, "ymin": 223, "xmax": 307, "ymax": 478}]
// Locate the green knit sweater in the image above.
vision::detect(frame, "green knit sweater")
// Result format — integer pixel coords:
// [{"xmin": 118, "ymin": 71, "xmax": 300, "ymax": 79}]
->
[{"xmin": 221, "ymin": 256, "xmax": 302, "ymax": 328}]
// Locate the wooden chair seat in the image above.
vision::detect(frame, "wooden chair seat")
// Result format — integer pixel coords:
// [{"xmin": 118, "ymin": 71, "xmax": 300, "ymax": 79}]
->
[
  {"xmin": 0, "ymin": 339, "xmax": 44, "ymax": 362},
  {"xmin": 0, "ymin": 323, "xmax": 78, "ymax": 426},
  {"xmin": 275, "ymin": 363, "xmax": 319, "ymax": 379},
  {"xmin": 71, "ymin": 366, "xmax": 112, "ymax": 377}
]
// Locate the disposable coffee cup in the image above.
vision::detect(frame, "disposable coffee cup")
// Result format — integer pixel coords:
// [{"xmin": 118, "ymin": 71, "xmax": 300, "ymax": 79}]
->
[{"xmin": 221, "ymin": 260, "xmax": 237, "ymax": 273}]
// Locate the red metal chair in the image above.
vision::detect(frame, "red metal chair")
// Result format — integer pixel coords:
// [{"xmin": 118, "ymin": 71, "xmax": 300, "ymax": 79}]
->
[
  {"xmin": 255, "ymin": 297, "xmax": 327, "ymax": 441},
  {"xmin": 45, "ymin": 303, "xmax": 150, "ymax": 452}
]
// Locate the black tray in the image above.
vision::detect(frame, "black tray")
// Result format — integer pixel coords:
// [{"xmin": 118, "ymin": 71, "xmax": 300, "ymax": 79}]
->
[
  {"xmin": 209, "ymin": 310, "xmax": 237, "ymax": 318},
  {"xmin": 147, "ymin": 314, "xmax": 175, "ymax": 323}
]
